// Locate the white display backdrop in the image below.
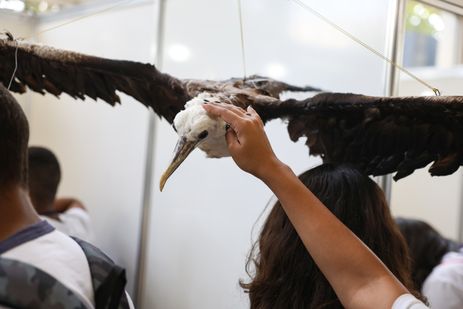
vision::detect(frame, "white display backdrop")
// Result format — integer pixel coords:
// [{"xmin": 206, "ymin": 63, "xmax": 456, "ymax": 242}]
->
[
  {"xmin": 142, "ymin": 0, "xmax": 393, "ymax": 308},
  {"xmin": 24, "ymin": 1, "xmax": 158, "ymax": 294}
]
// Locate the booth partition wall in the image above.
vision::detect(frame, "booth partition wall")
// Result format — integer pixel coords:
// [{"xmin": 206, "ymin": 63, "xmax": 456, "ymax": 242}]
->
[{"xmin": 2, "ymin": 0, "xmax": 461, "ymax": 308}]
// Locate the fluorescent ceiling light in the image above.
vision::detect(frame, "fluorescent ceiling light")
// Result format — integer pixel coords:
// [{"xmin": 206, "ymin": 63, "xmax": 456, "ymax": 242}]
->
[
  {"xmin": 168, "ymin": 44, "xmax": 191, "ymax": 62},
  {"xmin": 265, "ymin": 62, "xmax": 287, "ymax": 79}
]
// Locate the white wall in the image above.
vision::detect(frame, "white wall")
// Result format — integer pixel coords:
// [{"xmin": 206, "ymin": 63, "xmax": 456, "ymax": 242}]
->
[
  {"xmin": 142, "ymin": 0, "xmax": 394, "ymax": 308},
  {"xmin": 391, "ymin": 67, "xmax": 463, "ymax": 239},
  {"xmin": 24, "ymin": 1, "xmax": 158, "ymax": 294}
]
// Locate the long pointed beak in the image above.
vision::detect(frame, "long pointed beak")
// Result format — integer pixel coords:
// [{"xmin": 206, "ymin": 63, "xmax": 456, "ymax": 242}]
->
[{"xmin": 159, "ymin": 137, "xmax": 198, "ymax": 191}]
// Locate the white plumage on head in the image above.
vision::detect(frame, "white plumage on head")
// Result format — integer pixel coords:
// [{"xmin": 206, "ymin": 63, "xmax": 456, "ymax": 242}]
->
[{"xmin": 173, "ymin": 92, "xmax": 230, "ymax": 158}]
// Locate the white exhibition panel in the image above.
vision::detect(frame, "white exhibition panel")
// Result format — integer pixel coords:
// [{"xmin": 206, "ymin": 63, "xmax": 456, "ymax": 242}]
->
[
  {"xmin": 143, "ymin": 0, "xmax": 393, "ymax": 308},
  {"xmin": 25, "ymin": 1, "xmax": 158, "ymax": 294}
]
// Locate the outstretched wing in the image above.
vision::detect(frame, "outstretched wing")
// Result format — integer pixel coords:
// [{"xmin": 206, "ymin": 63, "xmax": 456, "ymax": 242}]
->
[
  {"xmin": 4, "ymin": 38, "xmax": 458, "ymax": 180},
  {"xmin": 253, "ymin": 92, "xmax": 463, "ymax": 180},
  {"xmin": 0, "ymin": 37, "xmax": 190, "ymax": 122}
]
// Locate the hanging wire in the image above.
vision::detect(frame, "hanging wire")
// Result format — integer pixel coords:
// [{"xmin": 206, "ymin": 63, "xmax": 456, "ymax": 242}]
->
[
  {"xmin": 0, "ymin": 31, "xmax": 19, "ymax": 90},
  {"xmin": 7, "ymin": 40, "xmax": 19, "ymax": 90},
  {"xmin": 237, "ymin": 0, "xmax": 247, "ymax": 80},
  {"xmin": 290, "ymin": 0, "xmax": 441, "ymax": 96}
]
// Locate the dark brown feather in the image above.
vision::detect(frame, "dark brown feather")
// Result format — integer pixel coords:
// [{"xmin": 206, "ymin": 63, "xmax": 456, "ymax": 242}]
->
[
  {"xmin": 273, "ymin": 93, "xmax": 463, "ymax": 180},
  {"xmin": 0, "ymin": 38, "xmax": 190, "ymax": 122}
]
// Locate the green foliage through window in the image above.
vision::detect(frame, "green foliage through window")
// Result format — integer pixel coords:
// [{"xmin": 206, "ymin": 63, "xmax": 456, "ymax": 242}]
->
[{"xmin": 406, "ymin": 0, "xmax": 445, "ymax": 36}]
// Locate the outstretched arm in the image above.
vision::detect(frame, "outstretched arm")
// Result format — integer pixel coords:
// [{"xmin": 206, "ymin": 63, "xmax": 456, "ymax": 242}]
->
[{"xmin": 203, "ymin": 103, "xmax": 416, "ymax": 309}]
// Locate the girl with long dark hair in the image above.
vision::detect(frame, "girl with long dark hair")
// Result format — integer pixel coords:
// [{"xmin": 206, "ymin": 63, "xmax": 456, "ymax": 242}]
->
[
  {"xmin": 203, "ymin": 102, "xmax": 428, "ymax": 309},
  {"xmin": 242, "ymin": 164, "xmax": 416, "ymax": 308}
]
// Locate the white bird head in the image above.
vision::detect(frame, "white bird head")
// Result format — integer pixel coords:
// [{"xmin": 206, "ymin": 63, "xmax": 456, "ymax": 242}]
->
[{"xmin": 159, "ymin": 92, "xmax": 230, "ymax": 191}]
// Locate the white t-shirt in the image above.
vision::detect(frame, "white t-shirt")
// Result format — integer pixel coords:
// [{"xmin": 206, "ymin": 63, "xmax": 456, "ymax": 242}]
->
[
  {"xmin": 392, "ymin": 294, "xmax": 429, "ymax": 309},
  {"xmin": 0, "ymin": 221, "xmax": 95, "ymax": 308},
  {"xmin": 41, "ymin": 207, "xmax": 94, "ymax": 242},
  {"xmin": 422, "ymin": 250, "xmax": 463, "ymax": 309}
]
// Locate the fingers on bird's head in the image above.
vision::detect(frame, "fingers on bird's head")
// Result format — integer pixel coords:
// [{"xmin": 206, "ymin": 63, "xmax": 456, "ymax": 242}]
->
[
  {"xmin": 203, "ymin": 103, "xmax": 242, "ymax": 129},
  {"xmin": 203, "ymin": 103, "xmax": 263, "ymax": 129}
]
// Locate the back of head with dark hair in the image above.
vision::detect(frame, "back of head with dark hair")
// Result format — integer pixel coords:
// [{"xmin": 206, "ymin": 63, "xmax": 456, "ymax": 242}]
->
[
  {"xmin": 241, "ymin": 164, "xmax": 416, "ymax": 309},
  {"xmin": 0, "ymin": 85, "xmax": 29, "ymax": 188},
  {"xmin": 396, "ymin": 217, "xmax": 461, "ymax": 290},
  {"xmin": 28, "ymin": 147, "xmax": 61, "ymax": 213}
]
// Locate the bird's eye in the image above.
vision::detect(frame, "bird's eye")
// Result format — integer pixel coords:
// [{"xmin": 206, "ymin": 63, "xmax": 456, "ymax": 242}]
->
[
  {"xmin": 172, "ymin": 123, "xmax": 177, "ymax": 132},
  {"xmin": 198, "ymin": 130, "xmax": 208, "ymax": 140}
]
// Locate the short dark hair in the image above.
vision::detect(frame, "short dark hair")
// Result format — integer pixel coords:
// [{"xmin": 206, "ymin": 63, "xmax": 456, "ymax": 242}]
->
[
  {"xmin": 0, "ymin": 84, "xmax": 29, "ymax": 187},
  {"xmin": 28, "ymin": 147, "xmax": 61, "ymax": 212}
]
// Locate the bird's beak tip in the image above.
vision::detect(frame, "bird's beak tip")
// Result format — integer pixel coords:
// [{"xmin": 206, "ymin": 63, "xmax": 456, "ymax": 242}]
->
[
  {"xmin": 158, "ymin": 137, "xmax": 198, "ymax": 192},
  {"xmin": 159, "ymin": 176, "xmax": 167, "ymax": 192}
]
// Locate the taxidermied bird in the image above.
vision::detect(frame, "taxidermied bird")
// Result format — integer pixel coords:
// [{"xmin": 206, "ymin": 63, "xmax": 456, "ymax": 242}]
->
[{"xmin": 1, "ymin": 36, "xmax": 463, "ymax": 191}]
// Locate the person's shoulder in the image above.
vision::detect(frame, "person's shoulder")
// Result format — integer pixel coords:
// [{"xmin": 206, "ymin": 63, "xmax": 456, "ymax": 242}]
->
[
  {"xmin": 59, "ymin": 207, "xmax": 91, "ymax": 228},
  {"xmin": 59, "ymin": 208, "xmax": 94, "ymax": 242},
  {"xmin": 6, "ymin": 228, "xmax": 89, "ymax": 264},
  {"xmin": 2, "ymin": 229, "xmax": 96, "ymax": 308},
  {"xmin": 39, "ymin": 228, "xmax": 76, "ymax": 243},
  {"xmin": 40, "ymin": 215, "xmax": 68, "ymax": 232},
  {"xmin": 422, "ymin": 257, "xmax": 463, "ymax": 309},
  {"xmin": 11, "ymin": 229, "xmax": 88, "ymax": 261},
  {"xmin": 61, "ymin": 207, "xmax": 89, "ymax": 218},
  {"xmin": 425, "ymin": 252, "xmax": 463, "ymax": 283},
  {"xmin": 392, "ymin": 294, "xmax": 428, "ymax": 309},
  {"xmin": 422, "ymin": 253, "xmax": 463, "ymax": 297}
]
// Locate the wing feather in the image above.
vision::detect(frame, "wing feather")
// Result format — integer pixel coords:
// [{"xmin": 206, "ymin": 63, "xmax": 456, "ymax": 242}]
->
[
  {"xmin": 254, "ymin": 92, "xmax": 463, "ymax": 179},
  {"xmin": 0, "ymin": 38, "xmax": 190, "ymax": 122}
]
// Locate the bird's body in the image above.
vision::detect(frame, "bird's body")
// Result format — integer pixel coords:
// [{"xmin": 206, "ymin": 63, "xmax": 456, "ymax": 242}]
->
[{"xmin": 174, "ymin": 92, "xmax": 229, "ymax": 158}]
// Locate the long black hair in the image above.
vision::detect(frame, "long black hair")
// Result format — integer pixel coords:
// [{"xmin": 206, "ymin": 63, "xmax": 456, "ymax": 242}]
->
[{"xmin": 241, "ymin": 164, "xmax": 416, "ymax": 309}]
